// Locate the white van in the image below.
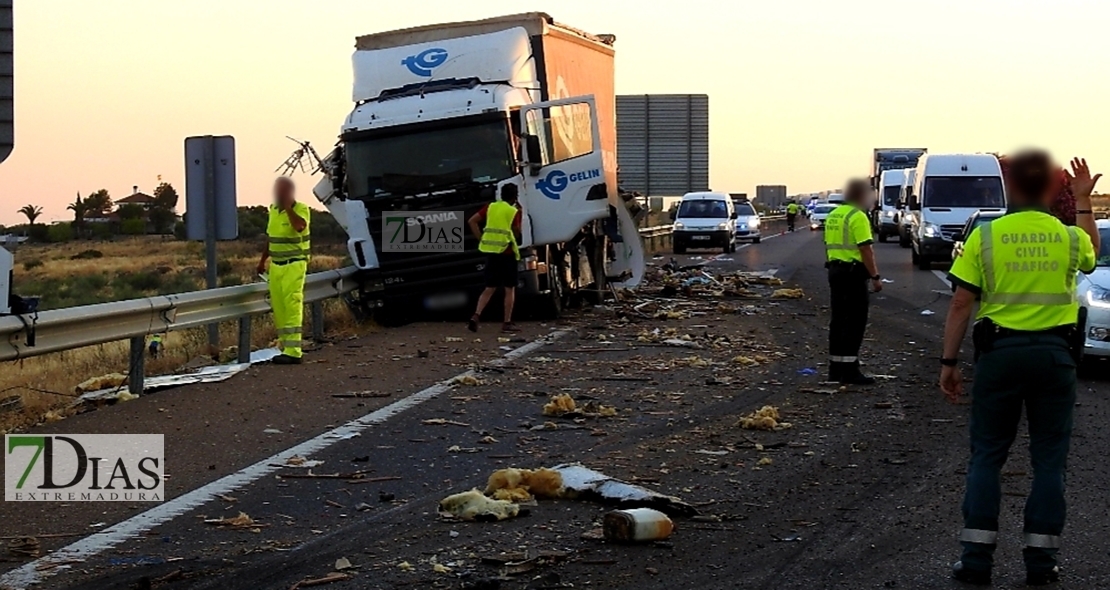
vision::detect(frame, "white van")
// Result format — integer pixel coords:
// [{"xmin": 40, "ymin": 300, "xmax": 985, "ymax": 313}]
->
[
  {"xmin": 906, "ymin": 154, "xmax": 1006, "ymax": 270},
  {"xmin": 897, "ymin": 169, "xmax": 917, "ymax": 248},
  {"xmin": 876, "ymin": 169, "xmax": 907, "ymax": 243},
  {"xmin": 671, "ymin": 192, "xmax": 737, "ymax": 254}
]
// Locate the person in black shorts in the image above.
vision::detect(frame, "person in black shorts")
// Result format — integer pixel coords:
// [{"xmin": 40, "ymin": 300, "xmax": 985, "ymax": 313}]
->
[{"xmin": 468, "ymin": 184, "xmax": 523, "ymax": 333}]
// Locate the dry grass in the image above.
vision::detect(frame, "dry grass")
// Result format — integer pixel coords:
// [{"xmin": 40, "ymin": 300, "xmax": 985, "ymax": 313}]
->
[{"xmin": 1, "ymin": 237, "xmax": 364, "ymax": 433}]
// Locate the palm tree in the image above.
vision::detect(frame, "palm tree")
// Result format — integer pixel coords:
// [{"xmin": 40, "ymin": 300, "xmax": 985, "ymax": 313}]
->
[
  {"xmin": 17, "ymin": 204, "xmax": 43, "ymax": 225},
  {"xmin": 67, "ymin": 192, "xmax": 89, "ymax": 234}
]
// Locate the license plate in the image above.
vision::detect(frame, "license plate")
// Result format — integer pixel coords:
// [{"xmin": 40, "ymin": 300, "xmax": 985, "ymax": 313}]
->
[
  {"xmin": 424, "ymin": 291, "xmax": 468, "ymax": 311},
  {"xmin": 691, "ymin": 235, "xmax": 710, "ymax": 241}
]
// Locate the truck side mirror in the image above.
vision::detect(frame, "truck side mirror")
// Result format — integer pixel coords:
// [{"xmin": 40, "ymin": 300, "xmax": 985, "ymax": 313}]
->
[{"xmin": 522, "ymin": 134, "xmax": 543, "ymax": 177}]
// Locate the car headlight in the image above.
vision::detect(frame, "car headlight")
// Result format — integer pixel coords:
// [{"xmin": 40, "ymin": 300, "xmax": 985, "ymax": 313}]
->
[
  {"xmin": 923, "ymin": 222, "xmax": 941, "ymax": 238},
  {"xmin": 749, "ymin": 218, "xmax": 760, "ymax": 228},
  {"xmin": 883, "ymin": 210, "xmax": 895, "ymax": 218},
  {"xmin": 718, "ymin": 222, "xmax": 730, "ymax": 230},
  {"xmin": 674, "ymin": 222, "xmax": 685, "ymax": 230},
  {"xmin": 1087, "ymin": 286, "xmax": 1110, "ymax": 309}
]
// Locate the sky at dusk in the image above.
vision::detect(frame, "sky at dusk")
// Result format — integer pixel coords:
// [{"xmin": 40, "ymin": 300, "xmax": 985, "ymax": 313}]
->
[{"xmin": 1, "ymin": 0, "xmax": 1108, "ymax": 225}]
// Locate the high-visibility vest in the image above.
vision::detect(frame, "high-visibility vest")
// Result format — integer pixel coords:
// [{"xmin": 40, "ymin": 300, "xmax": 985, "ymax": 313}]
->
[
  {"xmin": 478, "ymin": 201, "xmax": 520, "ymax": 260},
  {"xmin": 787, "ymin": 203, "xmax": 799, "ymax": 214},
  {"xmin": 971, "ymin": 211, "xmax": 1088, "ymax": 330},
  {"xmin": 824, "ymin": 204, "xmax": 869, "ymax": 263},
  {"xmin": 267, "ymin": 203, "xmax": 311, "ymax": 263}
]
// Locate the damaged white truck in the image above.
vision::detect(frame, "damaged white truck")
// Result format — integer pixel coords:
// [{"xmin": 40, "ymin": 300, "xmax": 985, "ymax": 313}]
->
[{"xmin": 310, "ymin": 13, "xmax": 645, "ymax": 323}]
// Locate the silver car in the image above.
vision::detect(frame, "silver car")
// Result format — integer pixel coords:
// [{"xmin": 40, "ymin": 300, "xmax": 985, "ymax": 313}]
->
[
  {"xmin": 733, "ymin": 201, "xmax": 762, "ymax": 244},
  {"xmin": 1078, "ymin": 219, "xmax": 1110, "ymax": 358}
]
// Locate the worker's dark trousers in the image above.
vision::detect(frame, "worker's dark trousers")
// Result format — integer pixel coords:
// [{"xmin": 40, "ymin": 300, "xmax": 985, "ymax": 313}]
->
[
  {"xmin": 827, "ymin": 263, "xmax": 869, "ymax": 379},
  {"xmin": 960, "ymin": 335, "xmax": 1076, "ymax": 575},
  {"xmin": 787, "ymin": 213, "xmax": 797, "ymax": 231}
]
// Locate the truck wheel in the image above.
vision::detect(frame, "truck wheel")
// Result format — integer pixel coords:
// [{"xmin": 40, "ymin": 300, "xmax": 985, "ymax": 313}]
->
[
  {"xmin": 878, "ymin": 233, "xmax": 888, "ymax": 243},
  {"xmin": 373, "ymin": 303, "xmax": 414, "ymax": 328},
  {"xmin": 917, "ymin": 255, "xmax": 932, "ymax": 271},
  {"xmin": 753, "ymin": 237, "xmax": 761, "ymax": 244},
  {"xmin": 911, "ymin": 248, "xmax": 920, "ymax": 265},
  {"xmin": 537, "ymin": 273, "xmax": 564, "ymax": 320}
]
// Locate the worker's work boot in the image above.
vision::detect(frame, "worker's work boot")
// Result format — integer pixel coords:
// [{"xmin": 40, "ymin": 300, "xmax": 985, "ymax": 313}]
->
[
  {"xmin": 951, "ymin": 561, "xmax": 991, "ymax": 586},
  {"xmin": 1026, "ymin": 567, "xmax": 1060, "ymax": 586},
  {"xmin": 501, "ymin": 322, "xmax": 521, "ymax": 334},
  {"xmin": 839, "ymin": 361, "xmax": 876, "ymax": 385},
  {"xmin": 272, "ymin": 354, "xmax": 303, "ymax": 365},
  {"xmin": 467, "ymin": 315, "xmax": 480, "ymax": 333}
]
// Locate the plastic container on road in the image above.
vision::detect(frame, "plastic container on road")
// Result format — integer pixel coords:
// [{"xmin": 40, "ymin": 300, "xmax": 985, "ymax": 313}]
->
[{"xmin": 603, "ymin": 508, "xmax": 674, "ymax": 542}]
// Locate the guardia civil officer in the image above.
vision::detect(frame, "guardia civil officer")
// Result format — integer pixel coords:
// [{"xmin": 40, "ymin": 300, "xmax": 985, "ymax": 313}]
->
[
  {"xmin": 786, "ymin": 201, "xmax": 800, "ymax": 232},
  {"xmin": 941, "ymin": 152, "xmax": 1102, "ymax": 586},
  {"xmin": 825, "ymin": 179, "xmax": 883, "ymax": 385}
]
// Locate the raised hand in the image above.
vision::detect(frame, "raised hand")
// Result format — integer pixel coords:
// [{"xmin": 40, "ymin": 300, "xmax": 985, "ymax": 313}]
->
[{"xmin": 1066, "ymin": 158, "xmax": 1102, "ymax": 199}]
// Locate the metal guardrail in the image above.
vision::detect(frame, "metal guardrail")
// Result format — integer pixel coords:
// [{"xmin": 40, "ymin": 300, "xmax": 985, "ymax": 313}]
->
[{"xmin": 0, "ymin": 267, "xmax": 357, "ymax": 364}]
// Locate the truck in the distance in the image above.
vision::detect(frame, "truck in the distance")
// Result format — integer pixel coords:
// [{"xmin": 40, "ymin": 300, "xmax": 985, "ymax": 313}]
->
[
  {"xmin": 310, "ymin": 13, "xmax": 644, "ymax": 323},
  {"xmin": 869, "ymin": 148, "xmax": 927, "ymax": 233}
]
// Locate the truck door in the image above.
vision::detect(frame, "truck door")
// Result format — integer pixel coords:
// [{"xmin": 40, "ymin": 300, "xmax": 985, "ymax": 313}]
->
[{"xmin": 518, "ymin": 96, "xmax": 607, "ymax": 245}]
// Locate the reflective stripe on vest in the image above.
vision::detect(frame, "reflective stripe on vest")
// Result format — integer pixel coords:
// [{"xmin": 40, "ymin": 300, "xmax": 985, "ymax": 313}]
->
[
  {"xmin": 268, "ymin": 205, "xmax": 311, "ymax": 261},
  {"xmin": 979, "ymin": 223, "xmax": 1077, "ymax": 306},
  {"xmin": 478, "ymin": 201, "xmax": 520, "ymax": 259},
  {"xmin": 826, "ymin": 208, "xmax": 862, "ymax": 251}
]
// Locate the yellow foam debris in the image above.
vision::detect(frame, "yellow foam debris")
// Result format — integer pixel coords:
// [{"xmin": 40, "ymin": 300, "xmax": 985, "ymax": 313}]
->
[
  {"xmin": 74, "ymin": 373, "xmax": 127, "ymax": 394},
  {"xmin": 484, "ymin": 468, "xmax": 565, "ymax": 502},
  {"xmin": 739, "ymin": 405, "xmax": 793, "ymax": 431},
  {"xmin": 757, "ymin": 457, "xmax": 774, "ymax": 466},
  {"xmin": 543, "ymin": 393, "xmax": 577, "ymax": 417},
  {"xmin": 771, "ymin": 289, "xmax": 805, "ymax": 299},
  {"xmin": 398, "ymin": 561, "xmax": 414, "ymax": 571},
  {"xmin": 433, "ymin": 563, "xmax": 451, "ymax": 574},
  {"xmin": 439, "ymin": 489, "xmax": 520, "ymax": 521},
  {"xmin": 452, "ymin": 375, "xmax": 481, "ymax": 386},
  {"xmin": 732, "ymin": 356, "xmax": 760, "ymax": 366}
]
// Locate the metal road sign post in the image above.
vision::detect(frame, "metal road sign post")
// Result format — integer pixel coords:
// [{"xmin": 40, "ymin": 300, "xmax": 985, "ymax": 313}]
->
[
  {"xmin": 0, "ymin": 1, "xmax": 13, "ymax": 316},
  {"xmin": 185, "ymin": 135, "xmax": 238, "ymax": 347}
]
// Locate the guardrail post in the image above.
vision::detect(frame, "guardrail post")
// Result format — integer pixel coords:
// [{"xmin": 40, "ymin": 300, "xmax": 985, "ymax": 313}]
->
[
  {"xmin": 237, "ymin": 316, "xmax": 251, "ymax": 364},
  {"xmin": 311, "ymin": 301, "xmax": 325, "ymax": 342},
  {"xmin": 128, "ymin": 336, "xmax": 144, "ymax": 396}
]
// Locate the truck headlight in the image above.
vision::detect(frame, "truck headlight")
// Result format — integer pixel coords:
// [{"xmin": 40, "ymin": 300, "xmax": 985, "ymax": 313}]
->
[
  {"xmin": 1087, "ymin": 286, "xmax": 1110, "ymax": 309},
  {"xmin": 674, "ymin": 222, "xmax": 685, "ymax": 230},
  {"xmin": 923, "ymin": 223, "xmax": 941, "ymax": 238}
]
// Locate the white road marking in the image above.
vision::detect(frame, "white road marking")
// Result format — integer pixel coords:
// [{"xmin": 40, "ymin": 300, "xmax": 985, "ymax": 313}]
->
[
  {"xmin": 933, "ymin": 270, "xmax": 952, "ymax": 289},
  {"xmin": 0, "ymin": 331, "xmax": 568, "ymax": 590}
]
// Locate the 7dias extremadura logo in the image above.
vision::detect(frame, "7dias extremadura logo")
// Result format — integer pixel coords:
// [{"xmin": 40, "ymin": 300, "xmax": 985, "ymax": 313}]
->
[{"xmin": 5, "ymin": 434, "xmax": 164, "ymax": 502}]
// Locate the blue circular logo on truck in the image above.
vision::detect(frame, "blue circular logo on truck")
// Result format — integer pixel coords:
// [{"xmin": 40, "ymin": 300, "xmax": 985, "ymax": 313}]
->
[
  {"xmin": 537, "ymin": 170, "xmax": 569, "ymax": 200},
  {"xmin": 402, "ymin": 48, "xmax": 449, "ymax": 77}
]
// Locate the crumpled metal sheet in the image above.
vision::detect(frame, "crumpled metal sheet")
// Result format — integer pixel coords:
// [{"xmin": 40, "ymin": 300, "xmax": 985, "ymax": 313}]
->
[
  {"xmin": 77, "ymin": 348, "xmax": 282, "ymax": 403},
  {"xmin": 551, "ymin": 463, "xmax": 698, "ymax": 517}
]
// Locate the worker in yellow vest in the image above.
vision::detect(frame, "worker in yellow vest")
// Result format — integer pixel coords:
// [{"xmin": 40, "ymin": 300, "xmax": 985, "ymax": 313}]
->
[
  {"xmin": 942, "ymin": 152, "xmax": 1101, "ymax": 587},
  {"xmin": 468, "ymin": 184, "xmax": 522, "ymax": 334},
  {"xmin": 786, "ymin": 201, "xmax": 800, "ymax": 232},
  {"xmin": 257, "ymin": 177, "xmax": 311, "ymax": 365},
  {"xmin": 824, "ymin": 179, "xmax": 883, "ymax": 384}
]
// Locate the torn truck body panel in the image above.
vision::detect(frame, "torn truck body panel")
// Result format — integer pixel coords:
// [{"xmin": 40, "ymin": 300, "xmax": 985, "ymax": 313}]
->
[
  {"xmin": 552, "ymin": 463, "xmax": 697, "ymax": 517},
  {"xmin": 311, "ymin": 12, "xmax": 644, "ymax": 320}
]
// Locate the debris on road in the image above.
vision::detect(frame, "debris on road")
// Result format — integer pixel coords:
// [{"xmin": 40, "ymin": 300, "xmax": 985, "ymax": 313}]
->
[
  {"xmin": 542, "ymin": 393, "xmax": 577, "ymax": 417},
  {"xmin": 770, "ymin": 288, "xmax": 805, "ymax": 299},
  {"xmin": 283, "ymin": 455, "xmax": 324, "ymax": 468},
  {"xmin": 422, "ymin": 418, "xmax": 470, "ymax": 427},
  {"xmin": 663, "ymin": 338, "xmax": 702, "ymax": 349},
  {"xmin": 452, "ymin": 374, "xmax": 482, "ymax": 386},
  {"xmin": 288, "ymin": 572, "xmax": 352, "ymax": 590},
  {"xmin": 485, "ymin": 468, "xmax": 564, "ymax": 502},
  {"xmin": 75, "ymin": 373, "xmax": 126, "ymax": 394},
  {"xmin": 757, "ymin": 457, "xmax": 774, "ymax": 467},
  {"xmin": 797, "ymin": 368, "xmax": 818, "ymax": 376},
  {"xmin": 739, "ymin": 406, "xmax": 793, "ymax": 431},
  {"xmin": 7, "ymin": 537, "xmax": 40, "ymax": 558},
  {"xmin": 603, "ymin": 508, "xmax": 675, "ymax": 542},
  {"xmin": 921, "ymin": 310, "xmax": 936, "ymax": 316},
  {"xmin": 542, "ymin": 393, "xmax": 617, "ymax": 418},
  {"xmin": 334, "ymin": 557, "xmax": 354, "ymax": 571},
  {"xmin": 553, "ymin": 463, "xmax": 697, "ymax": 516},
  {"xmin": 204, "ymin": 512, "xmax": 264, "ymax": 530},
  {"xmin": 439, "ymin": 490, "xmax": 520, "ymax": 521}
]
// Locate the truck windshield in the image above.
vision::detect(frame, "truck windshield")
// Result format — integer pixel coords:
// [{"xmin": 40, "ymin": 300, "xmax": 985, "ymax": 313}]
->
[
  {"xmin": 677, "ymin": 200, "xmax": 728, "ymax": 219},
  {"xmin": 345, "ymin": 120, "xmax": 515, "ymax": 198},
  {"xmin": 882, "ymin": 186, "xmax": 901, "ymax": 206},
  {"xmin": 923, "ymin": 177, "xmax": 1004, "ymax": 209}
]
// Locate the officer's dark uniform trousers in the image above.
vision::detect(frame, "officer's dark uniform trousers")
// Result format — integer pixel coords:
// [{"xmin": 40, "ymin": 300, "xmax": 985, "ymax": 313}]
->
[{"xmin": 827, "ymin": 262, "xmax": 869, "ymax": 377}]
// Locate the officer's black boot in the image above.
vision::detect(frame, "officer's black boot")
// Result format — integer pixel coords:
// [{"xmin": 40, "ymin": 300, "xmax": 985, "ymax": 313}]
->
[
  {"xmin": 1026, "ymin": 566, "xmax": 1060, "ymax": 586},
  {"xmin": 839, "ymin": 361, "xmax": 876, "ymax": 385},
  {"xmin": 951, "ymin": 561, "xmax": 992, "ymax": 586},
  {"xmin": 827, "ymin": 362, "xmax": 844, "ymax": 383}
]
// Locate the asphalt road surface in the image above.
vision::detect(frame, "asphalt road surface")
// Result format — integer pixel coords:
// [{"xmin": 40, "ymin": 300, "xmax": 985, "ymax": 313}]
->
[{"xmin": 4, "ymin": 227, "xmax": 1110, "ymax": 590}]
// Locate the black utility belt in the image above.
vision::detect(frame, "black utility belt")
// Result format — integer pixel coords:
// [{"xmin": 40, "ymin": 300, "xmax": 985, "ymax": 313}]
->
[
  {"xmin": 973, "ymin": 317, "xmax": 1081, "ymax": 362},
  {"xmin": 272, "ymin": 258, "xmax": 307, "ymax": 266},
  {"xmin": 993, "ymin": 325, "xmax": 1074, "ymax": 340},
  {"xmin": 825, "ymin": 260, "xmax": 863, "ymax": 268}
]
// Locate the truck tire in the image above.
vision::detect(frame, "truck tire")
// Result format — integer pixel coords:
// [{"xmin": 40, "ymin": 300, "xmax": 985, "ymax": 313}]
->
[
  {"xmin": 753, "ymin": 237, "xmax": 761, "ymax": 244},
  {"xmin": 878, "ymin": 232, "xmax": 888, "ymax": 243},
  {"xmin": 537, "ymin": 271, "xmax": 564, "ymax": 320},
  {"xmin": 917, "ymin": 254, "xmax": 932, "ymax": 271}
]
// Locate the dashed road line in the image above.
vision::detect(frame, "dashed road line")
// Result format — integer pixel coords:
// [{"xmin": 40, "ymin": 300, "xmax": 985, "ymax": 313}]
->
[{"xmin": 0, "ymin": 331, "xmax": 568, "ymax": 590}]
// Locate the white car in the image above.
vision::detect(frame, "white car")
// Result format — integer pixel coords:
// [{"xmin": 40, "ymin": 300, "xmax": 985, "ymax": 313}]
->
[
  {"xmin": 733, "ymin": 201, "xmax": 762, "ymax": 244},
  {"xmin": 809, "ymin": 203, "xmax": 838, "ymax": 230},
  {"xmin": 1078, "ymin": 219, "xmax": 1110, "ymax": 358}
]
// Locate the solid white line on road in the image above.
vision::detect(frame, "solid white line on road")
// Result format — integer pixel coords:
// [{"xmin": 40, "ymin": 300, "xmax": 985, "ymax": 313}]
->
[
  {"xmin": 933, "ymin": 270, "xmax": 952, "ymax": 289},
  {"xmin": 0, "ymin": 331, "xmax": 568, "ymax": 590}
]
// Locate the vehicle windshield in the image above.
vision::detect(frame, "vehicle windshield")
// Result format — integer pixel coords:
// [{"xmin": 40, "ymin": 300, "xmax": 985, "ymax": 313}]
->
[
  {"xmin": 814, "ymin": 205, "xmax": 837, "ymax": 214},
  {"xmin": 345, "ymin": 119, "xmax": 515, "ymax": 198},
  {"xmin": 923, "ymin": 176, "xmax": 1004, "ymax": 209},
  {"xmin": 882, "ymin": 186, "xmax": 901, "ymax": 206},
  {"xmin": 735, "ymin": 203, "xmax": 756, "ymax": 216},
  {"xmin": 1098, "ymin": 227, "xmax": 1110, "ymax": 266},
  {"xmin": 677, "ymin": 200, "xmax": 729, "ymax": 219}
]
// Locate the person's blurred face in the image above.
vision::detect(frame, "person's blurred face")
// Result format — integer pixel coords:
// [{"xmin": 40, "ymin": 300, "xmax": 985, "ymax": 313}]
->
[{"xmin": 273, "ymin": 178, "xmax": 295, "ymax": 207}]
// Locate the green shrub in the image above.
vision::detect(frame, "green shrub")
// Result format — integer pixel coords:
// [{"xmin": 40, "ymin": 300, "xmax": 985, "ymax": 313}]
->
[
  {"xmin": 47, "ymin": 224, "xmax": 73, "ymax": 243},
  {"xmin": 22, "ymin": 259, "xmax": 44, "ymax": 271},
  {"xmin": 89, "ymin": 223, "xmax": 113, "ymax": 239},
  {"xmin": 157, "ymin": 273, "xmax": 201, "ymax": 295},
  {"xmin": 113, "ymin": 271, "xmax": 162, "ymax": 293},
  {"xmin": 121, "ymin": 219, "xmax": 146, "ymax": 235},
  {"xmin": 216, "ymin": 259, "xmax": 234, "ymax": 276},
  {"xmin": 70, "ymin": 249, "xmax": 104, "ymax": 260}
]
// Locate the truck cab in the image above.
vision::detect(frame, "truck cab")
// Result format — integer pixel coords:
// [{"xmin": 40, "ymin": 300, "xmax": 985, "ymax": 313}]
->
[{"xmin": 906, "ymin": 154, "xmax": 1006, "ymax": 270}]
